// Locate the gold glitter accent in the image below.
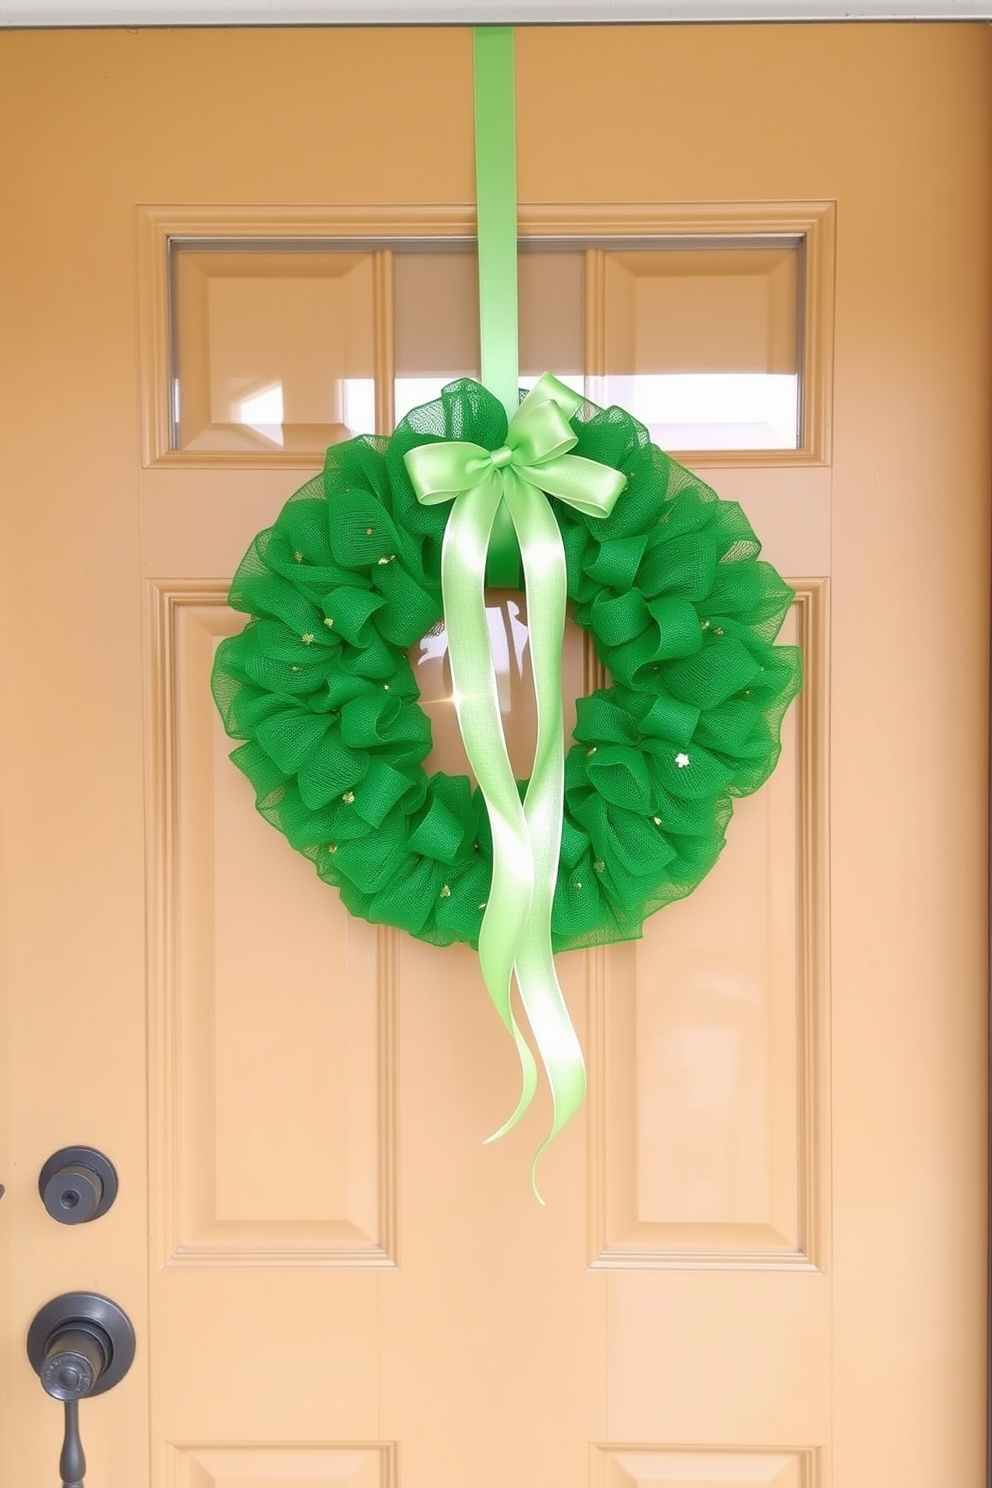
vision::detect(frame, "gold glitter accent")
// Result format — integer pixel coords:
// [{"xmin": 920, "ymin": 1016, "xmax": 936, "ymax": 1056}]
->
[
  {"xmin": 478, "ymin": 900, "xmax": 487, "ymax": 909},
  {"xmin": 323, "ymin": 616, "xmax": 334, "ymax": 628},
  {"xmin": 744, "ymin": 689, "xmax": 752, "ymax": 696},
  {"xmin": 366, "ymin": 526, "xmax": 374, "ymax": 535},
  {"xmin": 700, "ymin": 619, "xmax": 710, "ymax": 630},
  {"xmin": 713, "ymin": 626, "xmax": 724, "ymax": 636},
  {"xmin": 383, "ymin": 683, "xmax": 390, "ymax": 691},
  {"xmin": 675, "ymin": 752, "xmax": 690, "ymax": 769},
  {"xmin": 653, "ymin": 816, "xmax": 662, "ymax": 826},
  {"xmin": 342, "ymin": 791, "xmax": 355, "ymax": 804},
  {"xmin": 301, "ymin": 633, "xmax": 314, "ymax": 645},
  {"xmin": 440, "ymin": 884, "xmax": 451, "ymax": 899},
  {"xmin": 294, "ymin": 551, "xmax": 303, "ymax": 563},
  {"xmin": 586, "ymin": 746, "xmax": 597, "ymax": 757},
  {"xmin": 574, "ymin": 880, "xmax": 583, "ymax": 890},
  {"xmin": 327, "ymin": 844, "xmax": 338, "ymax": 854},
  {"xmin": 377, "ymin": 554, "xmax": 396, "ymax": 565},
  {"xmin": 594, "ymin": 860, "xmax": 605, "ymax": 872},
  {"xmin": 291, "ymin": 665, "xmax": 301, "ymax": 672}
]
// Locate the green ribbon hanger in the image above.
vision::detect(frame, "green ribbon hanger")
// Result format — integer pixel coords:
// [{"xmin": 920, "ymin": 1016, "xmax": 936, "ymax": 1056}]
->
[
  {"xmin": 405, "ymin": 29, "xmax": 630, "ymax": 1198},
  {"xmin": 474, "ymin": 25, "xmax": 521, "ymax": 590}
]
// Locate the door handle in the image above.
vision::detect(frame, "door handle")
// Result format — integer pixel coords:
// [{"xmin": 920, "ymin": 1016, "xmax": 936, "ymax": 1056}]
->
[{"xmin": 27, "ymin": 1292, "xmax": 135, "ymax": 1488}]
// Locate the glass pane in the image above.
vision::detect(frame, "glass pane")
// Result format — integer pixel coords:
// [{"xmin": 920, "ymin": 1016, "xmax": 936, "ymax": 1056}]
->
[
  {"xmin": 171, "ymin": 247, "xmax": 375, "ymax": 453},
  {"xmin": 393, "ymin": 248, "xmax": 585, "ymax": 420},
  {"xmin": 519, "ymin": 250, "xmax": 583, "ymax": 385},
  {"xmin": 601, "ymin": 244, "xmax": 802, "ymax": 450},
  {"xmin": 393, "ymin": 249, "xmax": 479, "ymax": 423},
  {"xmin": 168, "ymin": 237, "xmax": 803, "ymax": 459}
]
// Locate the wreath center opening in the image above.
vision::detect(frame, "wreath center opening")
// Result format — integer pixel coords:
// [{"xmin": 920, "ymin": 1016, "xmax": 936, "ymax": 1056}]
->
[{"xmin": 411, "ymin": 591, "xmax": 586, "ymax": 784}]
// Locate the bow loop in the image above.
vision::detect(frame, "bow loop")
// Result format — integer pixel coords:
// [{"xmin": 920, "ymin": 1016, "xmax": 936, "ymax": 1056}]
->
[
  {"xmin": 504, "ymin": 392, "xmax": 578, "ymax": 469},
  {"xmin": 404, "ymin": 440, "xmax": 500, "ymax": 506}
]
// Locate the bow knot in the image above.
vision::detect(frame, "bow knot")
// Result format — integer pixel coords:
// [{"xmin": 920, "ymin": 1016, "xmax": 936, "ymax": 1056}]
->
[{"xmin": 490, "ymin": 444, "xmax": 514, "ymax": 470}]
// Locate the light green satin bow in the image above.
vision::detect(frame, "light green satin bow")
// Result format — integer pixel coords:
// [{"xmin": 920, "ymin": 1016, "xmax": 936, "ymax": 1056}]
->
[{"xmin": 404, "ymin": 372, "xmax": 626, "ymax": 1197}]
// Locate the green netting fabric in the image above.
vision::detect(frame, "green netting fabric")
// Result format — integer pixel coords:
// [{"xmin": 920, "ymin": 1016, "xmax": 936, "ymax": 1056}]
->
[{"xmin": 211, "ymin": 378, "xmax": 802, "ymax": 953}]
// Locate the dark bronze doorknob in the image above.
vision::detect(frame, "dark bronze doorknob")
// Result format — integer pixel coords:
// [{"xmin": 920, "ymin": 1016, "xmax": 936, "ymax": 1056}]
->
[{"xmin": 27, "ymin": 1292, "xmax": 136, "ymax": 1488}]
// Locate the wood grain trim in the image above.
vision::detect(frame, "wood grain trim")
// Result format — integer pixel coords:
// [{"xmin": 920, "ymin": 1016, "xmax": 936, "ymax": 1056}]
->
[
  {"xmin": 373, "ymin": 248, "xmax": 396, "ymax": 436},
  {"xmin": 136, "ymin": 204, "xmax": 176, "ymax": 468},
  {"xmin": 798, "ymin": 205, "xmax": 836, "ymax": 467},
  {"xmin": 796, "ymin": 578, "xmax": 830, "ymax": 1279},
  {"xmin": 586, "ymin": 580, "xmax": 830, "ymax": 1271},
  {"xmin": 145, "ymin": 580, "xmax": 399, "ymax": 1269},
  {"xmin": 582, "ymin": 246, "xmax": 606, "ymax": 410},
  {"xmin": 145, "ymin": 574, "xmax": 183, "ymax": 1269}
]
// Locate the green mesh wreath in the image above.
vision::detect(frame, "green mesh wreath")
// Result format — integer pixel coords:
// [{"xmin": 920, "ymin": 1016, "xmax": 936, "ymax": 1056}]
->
[{"xmin": 212, "ymin": 378, "xmax": 802, "ymax": 954}]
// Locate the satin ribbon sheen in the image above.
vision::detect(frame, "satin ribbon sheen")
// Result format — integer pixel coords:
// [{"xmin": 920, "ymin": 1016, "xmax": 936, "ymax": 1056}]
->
[{"xmin": 404, "ymin": 373, "xmax": 626, "ymax": 1197}]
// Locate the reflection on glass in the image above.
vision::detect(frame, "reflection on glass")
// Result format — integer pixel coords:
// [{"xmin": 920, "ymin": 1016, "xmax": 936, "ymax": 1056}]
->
[
  {"xmin": 171, "ymin": 248, "xmax": 376, "ymax": 454},
  {"xmin": 519, "ymin": 372, "xmax": 584, "ymax": 399},
  {"xmin": 413, "ymin": 599, "xmax": 537, "ymax": 781},
  {"xmin": 418, "ymin": 600, "xmax": 529, "ymax": 711},
  {"xmin": 602, "ymin": 243, "xmax": 802, "ymax": 452},
  {"xmin": 169, "ymin": 236, "xmax": 805, "ymax": 459},
  {"xmin": 604, "ymin": 372, "xmax": 799, "ymax": 451},
  {"xmin": 412, "ymin": 594, "xmax": 587, "ymax": 784},
  {"xmin": 342, "ymin": 377, "xmax": 375, "ymax": 435},
  {"xmin": 393, "ymin": 251, "xmax": 585, "ymax": 423},
  {"xmin": 239, "ymin": 382, "xmax": 285, "ymax": 446},
  {"xmin": 393, "ymin": 251, "xmax": 479, "ymax": 425},
  {"xmin": 395, "ymin": 373, "xmax": 586, "ymax": 425},
  {"xmin": 394, "ymin": 377, "xmax": 455, "ymax": 424}
]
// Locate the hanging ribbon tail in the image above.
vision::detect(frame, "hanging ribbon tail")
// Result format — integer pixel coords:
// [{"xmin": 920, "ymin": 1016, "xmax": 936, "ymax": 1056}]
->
[
  {"xmin": 516, "ymin": 948, "xmax": 587, "ymax": 1204},
  {"xmin": 501, "ymin": 468, "xmax": 587, "ymax": 1201},
  {"xmin": 437, "ymin": 475, "xmax": 540, "ymax": 1133},
  {"xmin": 405, "ymin": 376, "xmax": 627, "ymax": 1191}
]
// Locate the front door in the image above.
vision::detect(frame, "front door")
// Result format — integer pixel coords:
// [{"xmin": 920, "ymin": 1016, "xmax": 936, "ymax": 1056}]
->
[{"xmin": 1, "ymin": 22, "xmax": 988, "ymax": 1488}]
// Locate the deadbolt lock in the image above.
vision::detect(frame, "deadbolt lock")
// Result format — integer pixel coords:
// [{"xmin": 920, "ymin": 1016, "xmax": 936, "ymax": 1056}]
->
[{"xmin": 39, "ymin": 1148, "xmax": 118, "ymax": 1225}]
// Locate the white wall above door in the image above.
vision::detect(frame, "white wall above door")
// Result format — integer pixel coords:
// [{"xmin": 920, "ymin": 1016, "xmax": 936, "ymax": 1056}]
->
[{"xmin": 1, "ymin": 0, "xmax": 986, "ymax": 25}]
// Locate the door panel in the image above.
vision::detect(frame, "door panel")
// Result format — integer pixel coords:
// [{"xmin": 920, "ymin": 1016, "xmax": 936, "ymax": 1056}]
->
[
  {"xmin": 0, "ymin": 23, "xmax": 988, "ymax": 1488},
  {"xmin": 593, "ymin": 597, "xmax": 819, "ymax": 1267},
  {"xmin": 149, "ymin": 584, "xmax": 396, "ymax": 1265}
]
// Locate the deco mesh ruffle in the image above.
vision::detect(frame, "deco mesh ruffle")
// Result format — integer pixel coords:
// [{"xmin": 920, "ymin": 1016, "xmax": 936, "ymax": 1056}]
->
[{"xmin": 211, "ymin": 379, "xmax": 802, "ymax": 953}]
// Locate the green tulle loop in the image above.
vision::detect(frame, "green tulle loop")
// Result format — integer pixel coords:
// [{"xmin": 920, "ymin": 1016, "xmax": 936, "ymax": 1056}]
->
[{"xmin": 212, "ymin": 378, "xmax": 802, "ymax": 954}]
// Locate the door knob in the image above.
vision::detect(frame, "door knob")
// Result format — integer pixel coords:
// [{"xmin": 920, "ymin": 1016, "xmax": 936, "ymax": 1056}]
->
[
  {"xmin": 39, "ymin": 1148, "xmax": 118, "ymax": 1224},
  {"xmin": 27, "ymin": 1292, "xmax": 136, "ymax": 1488}
]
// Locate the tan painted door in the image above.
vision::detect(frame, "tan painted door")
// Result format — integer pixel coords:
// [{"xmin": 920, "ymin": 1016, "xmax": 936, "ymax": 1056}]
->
[{"xmin": 0, "ymin": 22, "xmax": 988, "ymax": 1488}]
